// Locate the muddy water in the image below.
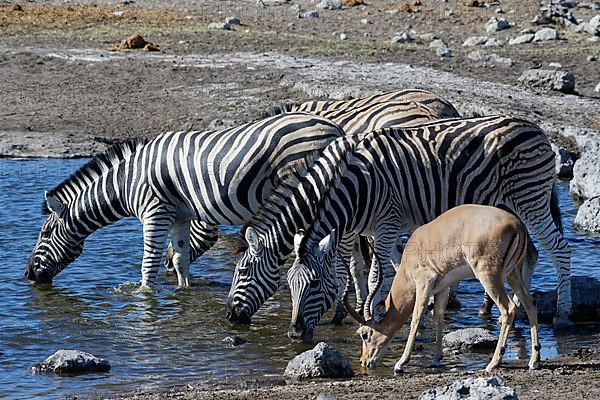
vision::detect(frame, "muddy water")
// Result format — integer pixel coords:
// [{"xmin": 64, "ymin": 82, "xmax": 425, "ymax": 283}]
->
[{"xmin": 1, "ymin": 158, "xmax": 599, "ymax": 399}]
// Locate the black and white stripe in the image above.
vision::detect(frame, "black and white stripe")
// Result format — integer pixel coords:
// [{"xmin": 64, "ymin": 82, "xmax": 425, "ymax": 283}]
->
[{"xmin": 24, "ymin": 113, "xmax": 345, "ymax": 287}]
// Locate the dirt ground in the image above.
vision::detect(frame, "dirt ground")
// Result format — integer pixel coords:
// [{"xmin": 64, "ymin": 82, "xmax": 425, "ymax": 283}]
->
[
  {"xmin": 114, "ymin": 348, "xmax": 600, "ymax": 400},
  {"xmin": 0, "ymin": 0, "xmax": 598, "ymax": 158}
]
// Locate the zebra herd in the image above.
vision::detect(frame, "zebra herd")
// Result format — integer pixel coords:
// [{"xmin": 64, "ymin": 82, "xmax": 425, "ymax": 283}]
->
[{"xmin": 25, "ymin": 88, "xmax": 573, "ymax": 370}]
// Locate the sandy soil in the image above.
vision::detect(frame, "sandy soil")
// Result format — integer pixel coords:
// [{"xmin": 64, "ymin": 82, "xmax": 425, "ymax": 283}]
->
[
  {"xmin": 0, "ymin": 0, "xmax": 598, "ymax": 158},
  {"xmin": 114, "ymin": 348, "xmax": 600, "ymax": 400}
]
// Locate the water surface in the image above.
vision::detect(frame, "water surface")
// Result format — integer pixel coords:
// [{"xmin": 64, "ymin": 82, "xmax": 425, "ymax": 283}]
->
[{"xmin": 1, "ymin": 158, "xmax": 599, "ymax": 399}]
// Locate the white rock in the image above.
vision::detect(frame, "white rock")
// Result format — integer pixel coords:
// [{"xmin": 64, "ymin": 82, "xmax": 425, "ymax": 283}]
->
[
  {"xmin": 518, "ymin": 69, "xmax": 576, "ymax": 93},
  {"xmin": 571, "ymin": 142, "xmax": 600, "ymax": 202},
  {"xmin": 595, "ymin": 82, "xmax": 600, "ymax": 92},
  {"xmin": 509, "ymin": 33, "xmax": 535, "ymax": 45},
  {"xmin": 462, "ymin": 36, "xmax": 489, "ymax": 46},
  {"xmin": 317, "ymin": 0, "xmax": 342, "ymax": 10},
  {"xmin": 549, "ymin": 62, "xmax": 562, "ymax": 68},
  {"xmin": 429, "ymin": 39, "xmax": 447, "ymax": 48},
  {"xmin": 339, "ymin": 33, "xmax": 347, "ymax": 40},
  {"xmin": 391, "ymin": 32, "xmax": 414, "ymax": 43},
  {"xmin": 573, "ymin": 197, "xmax": 600, "ymax": 233},
  {"xmin": 485, "ymin": 16, "xmax": 510, "ymax": 32},
  {"xmin": 484, "ymin": 38, "xmax": 503, "ymax": 47},
  {"xmin": 420, "ymin": 377, "xmax": 517, "ymax": 400},
  {"xmin": 208, "ymin": 22, "xmax": 231, "ymax": 30},
  {"xmin": 533, "ymin": 27, "xmax": 560, "ymax": 42},
  {"xmin": 113, "ymin": 11, "xmax": 125, "ymax": 17},
  {"xmin": 300, "ymin": 10, "xmax": 320, "ymax": 18},
  {"xmin": 468, "ymin": 50, "xmax": 513, "ymax": 67},
  {"xmin": 360, "ymin": 18, "xmax": 369, "ymax": 24}
]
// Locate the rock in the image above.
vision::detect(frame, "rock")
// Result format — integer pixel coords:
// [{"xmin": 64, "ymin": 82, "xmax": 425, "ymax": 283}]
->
[
  {"xmin": 551, "ymin": 143, "xmax": 575, "ymax": 178},
  {"xmin": 391, "ymin": 32, "xmax": 414, "ymax": 43},
  {"xmin": 588, "ymin": 55, "xmax": 598, "ymax": 61},
  {"xmin": 518, "ymin": 69, "xmax": 575, "ymax": 93},
  {"xmin": 573, "ymin": 197, "xmax": 600, "ymax": 233},
  {"xmin": 317, "ymin": 0, "xmax": 342, "ymax": 9},
  {"xmin": 222, "ymin": 336, "xmax": 247, "ymax": 347},
  {"xmin": 484, "ymin": 38, "xmax": 503, "ymax": 47},
  {"xmin": 429, "ymin": 39, "xmax": 448, "ymax": 49},
  {"xmin": 533, "ymin": 27, "xmax": 560, "ymax": 42},
  {"xmin": 485, "ymin": 16, "xmax": 510, "ymax": 32},
  {"xmin": 420, "ymin": 376, "xmax": 517, "ymax": 400},
  {"xmin": 579, "ymin": 2, "xmax": 600, "ymax": 10},
  {"xmin": 571, "ymin": 142, "xmax": 600, "ymax": 202},
  {"xmin": 509, "ymin": 34, "xmax": 535, "ymax": 45},
  {"xmin": 436, "ymin": 46, "xmax": 452, "ymax": 58},
  {"xmin": 360, "ymin": 18, "xmax": 369, "ymax": 24},
  {"xmin": 583, "ymin": 15, "xmax": 600, "ymax": 35},
  {"xmin": 468, "ymin": 51, "xmax": 513, "ymax": 67},
  {"xmin": 534, "ymin": 0, "xmax": 578, "ymax": 27},
  {"xmin": 419, "ymin": 33, "xmax": 437, "ymax": 41},
  {"xmin": 339, "ymin": 33, "xmax": 347, "ymax": 40},
  {"xmin": 549, "ymin": 62, "xmax": 562, "ymax": 68},
  {"xmin": 225, "ymin": 17, "xmax": 241, "ymax": 25},
  {"xmin": 284, "ymin": 342, "xmax": 354, "ymax": 379},
  {"xmin": 442, "ymin": 328, "xmax": 497, "ymax": 351},
  {"xmin": 463, "ymin": 36, "xmax": 489, "ymax": 46},
  {"xmin": 300, "ymin": 10, "xmax": 320, "ymax": 18},
  {"xmin": 531, "ymin": 276, "xmax": 600, "ymax": 322},
  {"xmin": 208, "ymin": 22, "xmax": 231, "ymax": 30},
  {"xmin": 595, "ymin": 82, "xmax": 600, "ymax": 92},
  {"xmin": 32, "ymin": 350, "xmax": 110, "ymax": 374}
]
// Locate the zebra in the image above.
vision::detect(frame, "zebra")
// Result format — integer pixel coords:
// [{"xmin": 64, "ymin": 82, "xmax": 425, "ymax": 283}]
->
[
  {"xmin": 163, "ymin": 89, "xmax": 461, "ymax": 275},
  {"xmin": 23, "ymin": 113, "xmax": 346, "ymax": 288},
  {"xmin": 229, "ymin": 115, "xmax": 572, "ymax": 342}
]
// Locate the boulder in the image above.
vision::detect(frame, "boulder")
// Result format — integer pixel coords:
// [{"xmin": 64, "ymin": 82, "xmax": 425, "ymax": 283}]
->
[
  {"xmin": 509, "ymin": 34, "xmax": 535, "ymax": 45},
  {"xmin": 442, "ymin": 328, "xmax": 497, "ymax": 351},
  {"xmin": 32, "ymin": 350, "xmax": 110, "ymax": 374},
  {"xmin": 284, "ymin": 342, "xmax": 354, "ymax": 379},
  {"xmin": 551, "ymin": 143, "xmax": 575, "ymax": 178},
  {"xmin": 485, "ymin": 16, "xmax": 510, "ymax": 32},
  {"xmin": 518, "ymin": 69, "xmax": 575, "ymax": 93},
  {"xmin": 317, "ymin": 0, "xmax": 342, "ymax": 9},
  {"xmin": 573, "ymin": 197, "xmax": 600, "ymax": 233},
  {"xmin": 420, "ymin": 376, "xmax": 517, "ymax": 400},
  {"xmin": 570, "ymin": 142, "xmax": 600, "ymax": 202},
  {"xmin": 531, "ymin": 276, "xmax": 600, "ymax": 323},
  {"xmin": 533, "ymin": 27, "xmax": 560, "ymax": 42}
]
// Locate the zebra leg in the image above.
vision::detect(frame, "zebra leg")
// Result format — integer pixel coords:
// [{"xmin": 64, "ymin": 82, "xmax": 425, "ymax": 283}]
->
[
  {"xmin": 331, "ymin": 234, "xmax": 355, "ymax": 325},
  {"xmin": 366, "ymin": 228, "xmax": 397, "ymax": 320},
  {"xmin": 164, "ymin": 221, "xmax": 218, "ymax": 273},
  {"xmin": 351, "ymin": 236, "xmax": 370, "ymax": 314},
  {"xmin": 170, "ymin": 220, "xmax": 191, "ymax": 287},
  {"xmin": 141, "ymin": 213, "xmax": 176, "ymax": 287}
]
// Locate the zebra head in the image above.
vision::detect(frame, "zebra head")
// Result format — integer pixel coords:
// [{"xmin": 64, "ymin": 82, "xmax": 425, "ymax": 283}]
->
[
  {"xmin": 287, "ymin": 229, "xmax": 338, "ymax": 342},
  {"xmin": 24, "ymin": 193, "xmax": 84, "ymax": 284},
  {"xmin": 226, "ymin": 227, "xmax": 281, "ymax": 325}
]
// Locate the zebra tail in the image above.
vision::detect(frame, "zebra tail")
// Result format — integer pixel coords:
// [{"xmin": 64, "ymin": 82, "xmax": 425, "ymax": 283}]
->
[{"xmin": 550, "ymin": 182, "xmax": 564, "ymax": 234}]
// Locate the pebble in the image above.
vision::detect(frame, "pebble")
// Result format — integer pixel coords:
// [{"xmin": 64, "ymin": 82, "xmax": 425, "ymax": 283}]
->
[
  {"xmin": 208, "ymin": 22, "xmax": 231, "ymax": 30},
  {"xmin": 587, "ymin": 55, "xmax": 597, "ymax": 62},
  {"xmin": 391, "ymin": 32, "xmax": 414, "ymax": 43},
  {"xmin": 222, "ymin": 336, "xmax": 247, "ymax": 347},
  {"xmin": 360, "ymin": 18, "xmax": 369, "ymax": 24},
  {"xmin": 485, "ymin": 16, "xmax": 510, "ymax": 32},
  {"xmin": 462, "ymin": 36, "xmax": 489, "ymax": 47},
  {"xmin": 549, "ymin": 62, "xmax": 562, "ymax": 68},
  {"xmin": 340, "ymin": 33, "xmax": 347, "ymax": 40},
  {"xmin": 483, "ymin": 38, "xmax": 503, "ymax": 47},
  {"xmin": 595, "ymin": 82, "xmax": 600, "ymax": 92},
  {"xmin": 300, "ymin": 10, "xmax": 320, "ymax": 18},
  {"xmin": 436, "ymin": 46, "xmax": 452, "ymax": 58}
]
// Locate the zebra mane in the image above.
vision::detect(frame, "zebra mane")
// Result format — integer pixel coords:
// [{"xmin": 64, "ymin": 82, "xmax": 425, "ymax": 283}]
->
[
  {"xmin": 42, "ymin": 138, "xmax": 148, "ymax": 214},
  {"xmin": 258, "ymin": 101, "xmax": 301, "ymax": 119}
]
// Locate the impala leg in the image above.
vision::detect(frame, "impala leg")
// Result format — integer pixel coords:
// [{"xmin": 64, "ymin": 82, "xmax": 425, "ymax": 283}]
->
[
  {"xmin": 477, "ymin": 270, "xmax": 517, "ymax": 372},
  {"xmin": 508, "ymin": 271, "xmax": 541, "ymax": 370},
  {"xmin": 170, "ymin": 220, "xmax": 191, "ymax": 287},
  {"xmin": 432, "ymin": 287, "xmax": 450, "ymax": 367},
  {"xmin": 394, "ymin": 276, "xmax": 435, "ymax": 374}
]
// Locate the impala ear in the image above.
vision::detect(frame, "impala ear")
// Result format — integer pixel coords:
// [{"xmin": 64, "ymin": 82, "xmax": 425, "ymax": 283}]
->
[
  {"xmin": 245, "ymin": 227, "xmax": 262, "ymax": 253},
  {"xmin": 45, "ymin": 192, "xmax": 66, "ymax": 218},
  {"xmin": 317, "ymin": 229, "xmax": 336, "ymax": 255},
  {"xmin": 293, "ymin": 229, "xmax": 305, "ymax": 255}
]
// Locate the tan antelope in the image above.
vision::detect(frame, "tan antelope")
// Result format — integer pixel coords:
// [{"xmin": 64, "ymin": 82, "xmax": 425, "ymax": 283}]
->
[{"xmin": 349, "ymin": 204, "xmax": 540, "ymax": 373}]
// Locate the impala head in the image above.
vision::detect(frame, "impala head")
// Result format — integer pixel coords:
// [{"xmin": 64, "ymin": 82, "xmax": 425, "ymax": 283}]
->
[
  {"xmin": 287, "ymin": 229, "xmax": 338, "ymax": 342},
  {"xmin": 226, "ymin": 227, "xmax": 282, "ymax": 325},
  {"xmin": 357, "ymin": 323, "xmax": 393, "ymax": 369},
  {"xmin": 24, "ymin": 193, "xmax": 84, "ymax": 284}
]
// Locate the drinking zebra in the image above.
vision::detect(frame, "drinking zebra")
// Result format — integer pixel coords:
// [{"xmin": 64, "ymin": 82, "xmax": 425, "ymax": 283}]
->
[
  {"xmin": 24, "ymin": 113, "xmax": 345, "ymax": 287},
  {"xmin": 228, "ymin": 116, "xmax": 572, "ymax": 340},
  {"xmin": 163, "ymin": 89, "xmax": 461, "ymax": 275}
]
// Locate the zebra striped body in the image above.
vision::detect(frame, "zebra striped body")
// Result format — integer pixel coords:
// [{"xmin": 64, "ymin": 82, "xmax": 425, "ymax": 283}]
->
[
  {"xmin": 290, "ymin": 115, "xmax": 572, "ymax": 340},
  {"xmin": 231, "ymin": 115, "xmax": 571, "ymax": 341},
  {"xmin": 170, "ymin": 90, "xmax": 460, "ymax": 279},
  {"xmin": 24, "ymin": 113, "xmax": 345, "ymax": 287}
]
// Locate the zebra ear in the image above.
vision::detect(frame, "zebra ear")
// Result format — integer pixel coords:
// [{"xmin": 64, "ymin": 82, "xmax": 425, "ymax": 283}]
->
[
  {"xmin": 293, "ymin": 229, "xmax": 305, "ymax": 255},
  {"xmin": 45, "ymin": 192, "xmax": 66, "ymax": 218},
  {"xmin": 245, "ymin": 227, "xmax": 262, "ymax": 253},
  {"xmin": 317, "ymin": 229, "xmax": 336, "ymax": 255}
]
